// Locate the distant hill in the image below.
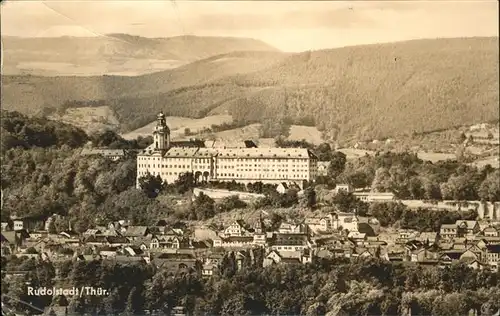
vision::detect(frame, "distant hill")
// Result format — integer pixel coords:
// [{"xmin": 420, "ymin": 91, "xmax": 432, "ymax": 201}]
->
[
  {"xmin": 1, "ymin": 50, "xmax": 288, "ymax": 117},
  {"xmin": 2, "ymin": 37, "xmax": 498, "ymax": 142},
  {"xmin": 1, "ymin": 34, "xmax": 279, "ymax": 76}
]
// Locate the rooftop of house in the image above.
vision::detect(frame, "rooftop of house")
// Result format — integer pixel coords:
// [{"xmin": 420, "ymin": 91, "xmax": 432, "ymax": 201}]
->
[
  {"xmin": 138, "ymin": 144, "xmax": 317, "ymax": 159},
  {"xmin": 1, "ymin": 231, "xmax": 16, "ymax": 244},
  {"xmin": 486, "ymin": 244, "xmax": 500, "ymax": 253},
  {"xmin": 217, "ymin": 236, "xmax": 254, "ymax": 243},
  {"xmin": 441, "ymin": 224, "xmax": 457, "ymax": 229},
  {"xmin": 81, "ymin": 148, "xmax": 126, "ymax": 156},
  {"xmin": 123, "ymin": 226, "xmax": 149, "ymax": 237},
  {"xmin": 456, "ymin": 220, "xmax": 478, "ymax": 228}
]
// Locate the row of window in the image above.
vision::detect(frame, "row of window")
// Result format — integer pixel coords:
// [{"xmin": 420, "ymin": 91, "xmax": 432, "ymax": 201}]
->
[
  {"xmin": 219, "ymin": 165, "xmax": 308, "ymax": 169},
  {"xmin": 232, "ymin": 168, "xmax": 308, "ymax": 172},
  {"xmin": 217, "ymin": 173, "xmax": 308, "ymax": 179},
  {"xmin": 273, "ymin": 246, "xmax": 305, "ymax": 251},
  {"xmin": 139, "ymin": 164, "xmax": 314, "ymax": 173},
  {"xmin": 219, "ymin": 158, "xmax": 309, "ymax": 163},
  {"xmin": 139, "ymin": 156, "xmax": 311, "ymax": 162}
]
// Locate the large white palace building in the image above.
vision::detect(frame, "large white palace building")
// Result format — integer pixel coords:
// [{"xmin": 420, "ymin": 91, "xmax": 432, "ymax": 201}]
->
[{"xmin": 136, "ymin": 112, "xmax": 318, "ymax": 188}]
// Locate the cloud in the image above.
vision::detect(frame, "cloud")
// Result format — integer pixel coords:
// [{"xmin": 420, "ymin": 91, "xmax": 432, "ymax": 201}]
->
[
  {"xmin": 191, "ymin": 8, "xmax": 377, "ymax": 31},
  {"xmin": 1, "ymin": 0, "xmax": 498, "ymax": 51}
]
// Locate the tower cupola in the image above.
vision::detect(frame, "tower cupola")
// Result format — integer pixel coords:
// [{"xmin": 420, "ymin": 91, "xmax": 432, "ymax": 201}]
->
[{"xmin": 153, "ymin": 111, "xmax": 170, "ymax": 150}]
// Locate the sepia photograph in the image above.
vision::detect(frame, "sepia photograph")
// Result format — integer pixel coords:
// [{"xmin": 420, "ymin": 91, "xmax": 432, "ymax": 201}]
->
[{"xmin": 1, "ymin": 0, "xmax": 499, "ymax": 315}]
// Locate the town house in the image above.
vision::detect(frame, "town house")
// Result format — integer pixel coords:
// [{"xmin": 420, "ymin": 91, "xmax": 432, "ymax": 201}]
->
[
  {"xmin": 223, "ymin": 220, "xmax": 254, "ymax": 237},
  {"xmin": 456, "ymin": 220, "xmax": 480, "ymax": 238},
  {"xmin": 484, "ymin": 244, "xmax": 500, "ymax": 270},
  {"xmin": 269, "ymin": 233, "xmax": 313, "ymax": 252},
  {"xmin": 483, "ymin": 227, "xmax": 499, "ymax": 237},
  {"xmin": 305, "ymin": 216, "xmax": 332, "ymax": 233},
  {"xmin": 277, "ymin": 222, "xmax": 308, "ymax": 235},
  {"xmin": 440, "ymin": 224, "xmax": 458, "ymax": 240},
  {"xmin": 212, "ymin": 235, "xmax": 255, "ymax": 248},
  {"xmin": 263, "ymin": 249, "xmax": 313, "ymax": 266}
]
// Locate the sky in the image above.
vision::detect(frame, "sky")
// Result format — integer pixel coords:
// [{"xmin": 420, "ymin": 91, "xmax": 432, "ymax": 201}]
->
[{"xmin": 1, "ymin": 0, "xmax": 499, "ymax": 52}]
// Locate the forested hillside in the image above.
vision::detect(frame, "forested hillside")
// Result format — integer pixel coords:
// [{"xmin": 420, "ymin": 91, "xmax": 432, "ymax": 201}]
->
[
  {"xmin": 2, "ymin": 255, "xmax": 499, "ymax": 316},
  {"xmin": 0, "ymin": 110, "xmax": 89, "ymax": 151},
  {"xmin": 3, "ymin": 37, "xmax": 496, "ymax": 142},
  {"xmin": 1, "ymin": 51, "xmax": 287, "ymax": 117}
]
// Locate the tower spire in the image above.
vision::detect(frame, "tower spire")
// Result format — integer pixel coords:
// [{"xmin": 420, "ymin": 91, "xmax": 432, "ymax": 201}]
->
[{"xmin": 153, "ymin": 111, "xmax": 170, "ymax": 151}]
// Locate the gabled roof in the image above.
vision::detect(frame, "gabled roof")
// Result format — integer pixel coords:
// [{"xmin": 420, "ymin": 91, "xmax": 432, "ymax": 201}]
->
[
  {"xmin": 486, "ymin": 244, "xmax": 500, "ymax": 253},
  {"xmin": 106, "ymin": 236, "xmax": 130, "ymax": 244},
  {"xmin": 155, "ymin": 252, "xmax": 195, "ymax": 260},
  {"xmin": 483, "ymin": 227, "xmax": 499, "ymax": 232},
  {"xmin": 113, "ymin": 256, "xmax": 145, "ymax": 264},
  {"xmin": 84, "ymin": 235, "xmax": 107, "ymax": 243},
  {"xmin": 1, "ymin": 231, "xmax": 16, "ymax": 244},
  {"xmin": 83, "ymin": 229, "xmax": 102, "ymax": 235},
  {"xmin": 440, "ymin": 251, "xmax": 464, "ymax": 260},
  {"xmin": 456, "ymin": 220, "xmax": 478, "ymax": 228},
  {"xmin": 440, "ymin": 224, "xmax": 457, "ymax": 230},
  {"xmin": 81, "ymin": 148, "xmax": 125, "ymax": 156},
  {"xmin": 122, "ymin": 226, "xmax": 148, "ymax": 237}
]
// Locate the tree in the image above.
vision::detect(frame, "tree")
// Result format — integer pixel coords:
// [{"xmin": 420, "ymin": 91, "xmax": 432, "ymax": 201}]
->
[
  {"xmin": 48, "ymin": 220, "xmax": 57, "ymax": 234},
  {"xmin": 220, "ymin": 294, "xmax": 251, "ymax": 316},
  {"xmin": 192, "ymin": 192, "xmax": 216, "ymax": 220},
  {"xmin": 346, "ymin": 171, "xmax": 371, "ymax": 189},
  {"xmin": 175, "ymin": 172, "xmax": 195, "ymax": 194},
  {"xmin": 478, "ymin": 170, "xmax": 500, "ymax": 202},
  {"xmin": 216, "ymin": 195, "xmax": 247, "ymax": 213},
  {"xmin": 328, "ymin": 151, "xmax": 347, "ymax": 179},
  {"xmin": 457, "ymin": 132, "xmax": 467, "ymax": 144},
  {"xmin": 138, "ymin": 173, "xmax": 166, "ymax": 198},
  {"xmin": 316, "ymin": 143, "xmax": 333, "ymax": 161},
  {"xmin": 333, "ymin": 191, "xmax": 358, "ymax": 213},
  {"xmin": 371, "ymin": 167, "xmax": 392, "ymax": 193},
  {"xmin": 440, "ymin": 174, "xmax": 478, "ymax": 201},
  {"xmin": 300, "ymin": 187, "xmax": 316, "ymax": 208}
]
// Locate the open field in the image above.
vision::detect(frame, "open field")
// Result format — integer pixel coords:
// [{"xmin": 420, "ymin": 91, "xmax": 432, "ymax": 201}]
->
[
  {"xmin": 338, "ymin": 148, "xmax": 376, "ymax": 159},
  {"xmin": 416, "ymin": 152, "xmax": 456, "ymax": 163},
  {"xmin": 5, "ymin": 59, "xmax": 186, "ymax": 77},
  {"xmin": 121, "ymin": 115, "xmax": 233, "ymax": 140},
  {"xmin": 287, "ymin": 125, "xmax": 323, "ymax": 145},
  {"xmin": 47, "ymin": 106, "xmax": 120, "ymax": 134},
  {"xmin": 470, "ymin": 156, "xmax": 500, "ymax": 169}
]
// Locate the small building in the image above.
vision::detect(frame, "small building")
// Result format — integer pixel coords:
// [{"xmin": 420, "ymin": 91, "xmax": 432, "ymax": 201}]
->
[
  {"xmin": 483, "ymin": 227, "xmax": 499, "ymax": 237},
  {"xmin": 268, "ymin": 233, "xmax": 312, "ymax": 252},
  {"xmin": 276, "ymin": 182, "xmax": 289, "ymax": 194},
  {"xmin": 305, "ymin": 217, "xmax": 332, "ymax": 233},
  {"xmin": 317, "ymin": 161, "xmax": 331, "ymax": 176},
  {"xmin": 440, "ymin": 224, "xmax": 458, "ymax": 240},
  {"xmin": 223, "ymin": 220, "xmax": 254, "ymax": 237},
  {"xmin": 263, "ymin": 249, "xmax": 313, "ymax": 266},
  {"xmin": 353, "ymin": 192, "xmax": 395, "ymax": 202},
  {"xmin": 455, "ymin": 220, "xmax": 480, "ymax": 238},
  {"xmin": 277, "ymin": 222, "xmax": 308, "ymax": 235},
  {"xmin": 212, "ymin": 236, "xmax": 255, "ymax": 248},
  {"xmin": 80, "ymin": 148, "xmax": 126, "ymax": 161},
  {"xmin": 202, "ymin": 263, "xmax": 218, "ymax": 277},
  {"xmin": 333, "ymin": 184, "xmax": 353, "ymax": 194}
]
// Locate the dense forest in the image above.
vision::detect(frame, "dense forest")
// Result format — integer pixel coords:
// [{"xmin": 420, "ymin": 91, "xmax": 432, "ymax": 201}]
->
[
  {"xmin": 0, "ymin": 111, "xmax": 498, "ymax": 233},
  {"xmin": 2, "ymin": 255, "xmax": 499, "ymax": 315},
  {"xmin": 1, "ymin": 110, "xmax": 89, "ymax": 151}
]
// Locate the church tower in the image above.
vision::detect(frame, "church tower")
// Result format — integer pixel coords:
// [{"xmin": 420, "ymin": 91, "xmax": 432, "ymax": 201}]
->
[{"xmin": 153, "ymin": 111, "xmax": 170, "ymax": 151}]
